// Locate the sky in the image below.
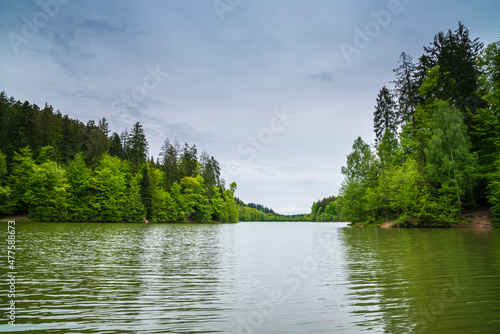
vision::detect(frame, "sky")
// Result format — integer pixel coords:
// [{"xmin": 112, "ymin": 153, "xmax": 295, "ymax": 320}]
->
[{"xmin": 1, "ymin": 0, "xmax": 499, "ymax": 214}]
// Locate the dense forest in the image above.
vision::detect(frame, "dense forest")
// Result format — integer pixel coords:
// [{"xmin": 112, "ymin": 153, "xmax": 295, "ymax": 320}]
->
[
  {"xmin": 330, "ymin": 23, "xmax": 500, "ymax": 227},
  {"xmin": 310, "ymin": 196, "xmax": 342, "ymax": 222},
  {"xmin": 0, "ymin": 95, "xmax": 239, "ymax": 223}
]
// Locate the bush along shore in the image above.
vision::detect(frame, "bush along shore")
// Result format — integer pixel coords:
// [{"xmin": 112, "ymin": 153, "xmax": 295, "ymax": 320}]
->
[{"xmin": 319, "ymin": 23, "xmax": 500, "ymax": 228}]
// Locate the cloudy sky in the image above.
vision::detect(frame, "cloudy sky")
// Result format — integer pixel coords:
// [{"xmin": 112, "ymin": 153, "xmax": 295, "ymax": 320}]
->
[{"xmin": 1, "ymin": 0, "xmax": 499, "ymax": 214}]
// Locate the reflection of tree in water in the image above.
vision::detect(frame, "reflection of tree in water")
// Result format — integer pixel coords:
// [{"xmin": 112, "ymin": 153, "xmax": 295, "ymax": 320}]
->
[
  {"xmin": 338, "ymin": 227, "xmax": 500, "ymax": 334},
  {"xmin": 20, "ymin": 223, "xmax": 228, "ymax": 332}
]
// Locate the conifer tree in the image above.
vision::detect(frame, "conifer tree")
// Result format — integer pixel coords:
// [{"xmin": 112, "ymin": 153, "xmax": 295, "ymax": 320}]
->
[{"xmin": 373, "ymin": 86, "xmax": 396, "ymax": 143}]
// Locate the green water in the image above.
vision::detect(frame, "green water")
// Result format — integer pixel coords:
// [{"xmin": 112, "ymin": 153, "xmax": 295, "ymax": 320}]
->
[{"xmin": 1, "ymin": 222, "xmax": 499, "ymax": 333}]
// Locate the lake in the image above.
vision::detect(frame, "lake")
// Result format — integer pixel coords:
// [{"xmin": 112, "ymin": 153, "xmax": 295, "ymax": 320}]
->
[{"xmin": 1, "ymin": 221, "xmax": 500, "ymax": 333}]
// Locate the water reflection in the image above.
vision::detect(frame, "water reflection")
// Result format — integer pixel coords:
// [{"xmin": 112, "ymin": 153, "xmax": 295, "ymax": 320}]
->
[
  {"xmin": 1, "ymin": 222, "xmax": 499, "ymax": 333},
  {"xmin": 4, "ymin": 223, "xmax": 234, "ymax": 333},
  {"xmin": 339, "ymin": 227, "xmax": 500, "ymax": 334}
]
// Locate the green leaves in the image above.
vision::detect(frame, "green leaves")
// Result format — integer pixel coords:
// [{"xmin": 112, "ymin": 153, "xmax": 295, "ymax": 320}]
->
[
  {"xmin": 24, "ymin": 162, "xmax": 69, "ymax": 221},
  {"xmin": 425, "ymin": 101, "xmax": 477, "ymax": 215},
  {"xmin": 341, "ymin": 137, "xmax": 376, "ymax": 184}
]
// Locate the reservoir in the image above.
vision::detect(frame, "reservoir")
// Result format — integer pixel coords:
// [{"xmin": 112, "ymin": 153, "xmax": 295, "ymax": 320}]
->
[{"xmin": 1, "ymin": 221, "xmax": 500, "ymax": 333}]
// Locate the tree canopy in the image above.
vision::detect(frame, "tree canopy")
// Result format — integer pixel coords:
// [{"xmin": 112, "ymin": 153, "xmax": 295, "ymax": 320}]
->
[{"xmin": 318, "ymin": 23, "xmax": 500, "ymax": 227}]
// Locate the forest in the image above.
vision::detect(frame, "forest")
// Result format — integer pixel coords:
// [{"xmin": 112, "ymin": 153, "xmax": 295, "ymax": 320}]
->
[
  {"xmin": 310, "ymin": 196, "xmax": 341, "ymax": 222},
  {"xmin": 0, "ymin": 97, "xmax": 241, "ymax": 223},
  {"xmin": 236, "ymin": 199, "xmax": 309, "ymax": 222},
  {"xmin": 329, "ymin": 23, "xmax": 500, "ymax": 227}
]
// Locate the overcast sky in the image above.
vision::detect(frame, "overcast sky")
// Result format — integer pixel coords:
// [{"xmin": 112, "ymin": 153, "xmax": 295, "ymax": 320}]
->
[{"xmin": 1, "ymin": 0, "xmax": 499, "ymax": 214}]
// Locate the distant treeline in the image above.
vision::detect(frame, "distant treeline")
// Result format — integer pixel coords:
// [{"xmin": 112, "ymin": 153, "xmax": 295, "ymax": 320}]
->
[
  {"xmin": 235, "ymin": 197, "xmax": 308, "ymax": 222},
  {"xmin": 310, "ymin": 196, "xmax": 342, "ymax": 222},
  {"xmin": 0, "ymin": 92, "xmax": 238, "ymax": 223},
  {"xmin": 316, "ymin": 22, "xmax": 500, "ymax": 227}
]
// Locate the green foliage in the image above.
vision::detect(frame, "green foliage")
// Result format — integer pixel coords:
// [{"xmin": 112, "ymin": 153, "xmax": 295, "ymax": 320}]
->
[
  {"xmin": 377, "ymin": 128, "xmax": 402, "ymax": 169},
  {"xmin": 24, "ymin": 161, "xmax": 69, "ymax": 221},
  {"xmin": 341, "ymin": 137, "xmax": 376, "ymax": 184},
  {"xmin": 0, "ymin": 150, "xmax": 14, "ymax": 215},
  {"xmin": 129, "ymin": 122, "xmax": 148, "ymax": 173},
  {"xmin": 0, "ymin": 93, "xmax": 241, "ymax": 224},
  {"xmin": 66, "ymin": 153, "xmax": 93, "ymax": 221},
  {"xmin": 478, "ymin": 41, "xmax": 500, "ymax": 111},
  {"xmin": 488, "ymin": 159, "xmax": 500, "ymax": 224},
  {"xmin": 392, "ymin": 51, "xmax": 419, "ymax": 125},
  {"xmin": 425, "ymin": 101, "xmax": 477, "ymax": 214},
  {"xmin": 89, "ymin": 154, "xmax": 128, "ymax": 222},
  {"xmin": 9, "ymin": 146, "xmax": 36, "ymax": 212},
  {"xmin": 310, "ymin": 196, "xmax": 341, "ymax": 222},
  {"xmin": 373, "ymin": 86, "xmax": 397, "ymax": 143},
  {"xmin": 140, "ymin": 164, "xmax": 153, "ymax": 218},
  {"xmin": 223, "ymin": 182, "xmax": 239, "ymax": 223},
  {"xmin": 123, "ymin": 174, "xmax": 146, "ymax": 223},
  {"xmin": 338, "ymin": 180, "xmax": 368, "ymax": 224},
  {"xmin": 332, "ymin": 25, "xmax": 499, "ymax": 227},
  {"xmin": 180, "ymin": 176, "xmax": 212, "ymax": 223}
]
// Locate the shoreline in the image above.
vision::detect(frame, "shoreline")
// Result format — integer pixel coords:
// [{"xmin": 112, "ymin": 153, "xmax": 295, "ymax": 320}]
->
[{"xmin": 377, "ymin": 208, "xmax": 494, "ymax": 229}]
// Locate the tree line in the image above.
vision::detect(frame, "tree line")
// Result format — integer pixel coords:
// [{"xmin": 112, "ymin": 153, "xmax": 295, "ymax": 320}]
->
[
  {"xmin": 310, "ymin": 196, "xmax": 342, "ymax": 222},
  {"xmin": 327, "ymin": 22, "xmax": 500, "ymax": 226},
  {"xmin": 235, "ymin": 198, "xmax": 308, "ymax": 222},
  {"xmin": 0, "ymin": 94, "xmax": 238, "ymax": 223}
]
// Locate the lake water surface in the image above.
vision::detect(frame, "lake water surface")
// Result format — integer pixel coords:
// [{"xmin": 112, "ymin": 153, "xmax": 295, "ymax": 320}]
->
[{"xmin": 1, "ymin": 222, "xmax": 500, "ymax": 333}]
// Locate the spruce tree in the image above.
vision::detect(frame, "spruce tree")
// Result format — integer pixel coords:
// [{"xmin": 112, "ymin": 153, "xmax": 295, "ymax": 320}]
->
[{"xmin": 373, "ymin": 86, "xmax": 396, "ymax": 143}]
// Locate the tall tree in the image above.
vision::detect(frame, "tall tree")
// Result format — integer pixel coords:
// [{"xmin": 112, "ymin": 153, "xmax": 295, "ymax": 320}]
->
[
  {"xmin": 24, "ymin": 158, "xmax": 69, "ymax": 221},
  {"xmin": 392, "ymin": 52, "xmax": 419, "ymax": 126},
  {"xmin": 90, "ymin": 154, "xmax": 128, "ymax": 222},
  {"xmin": 129, "ymin": 122, "xmax": 148, "ymax": 173},
  {"xmin": 108, "ymin": 132, "xmax": 123, "ymax": 158},
  {"xmin": 140, "ymin": 164, "xmax": 153, "ymax": 218},
  {"xmin": 159, "ymin": 138, "xmax": 180, "ymax": 189},
  {"xmin": 420, "ymin": 22, "xmax": 485, "ymax": 115},
  {"xmin": 83, "ymin": 120, "xmax": 107, "ymax": 169},
  {"xmin": 98, "ymin": 117, "xmax": 110, "ymax": 139},
  {"xmin": 120, "ymin": 129, "xmax": 131, "ymax": 161},
  {"xmin": 200, "ymin": 150, "xmax": 221, "ymax": 197},
  {"xmin": 341, "ymin": 137, "xmax": 376, "ymax": 183},
  {"xmin": 0, "ymin": 149, "xmax": 14, "ymax": 215},
  {"xmin": 339, "ymin": 137, "xmax": 376, "ymax": 223},
  {"xmin": 65, "ymin": 153, "xmax": 93, "ymax": 221},
  {"xmin": 478, "ymin": 40, "xmax": 500, "ymax": 111},
  {"xmin": 425, "ymin": 101, "xmax": 478, "ymax": 214},
  {"xmin": 179, "ymin": 143, "xmax": 198, "ymax": 179},
  {"xmin": 373, "ymin": 86, "xmax": 396, "ymax": 143}
]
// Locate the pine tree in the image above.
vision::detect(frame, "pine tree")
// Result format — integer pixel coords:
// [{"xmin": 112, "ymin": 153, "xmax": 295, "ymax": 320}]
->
[
  {"xmin": 129, "ymin": 122, "xmax": 148, "ymax": 173},
  {"xmin": 420, "ymin": 22, "xmax": 485, "ymax": 115},
  {"xmin": 179, "ymin": 143, "xmax": 198, "ymax": 179},
  {"xmin": 140, "ymin": 164, "xmax": 152, "ymax": 218},
  {"xmin": 373, "ymin": 86, "xmax": 396, "ymax": 143},
  {"xmin": 98, "ymin": 117, "xmax": 110, "ymax": 139},
  {"xmin": 159, "ymin": 138, "xmax": 180, "ymax": 189},
  {"xmin": 392, "ymin": 52, "xmax": 419, "ymax": 126},
  {"xmin": 108, "ymin": 132, "xmax": 123, "ymax": 158}
]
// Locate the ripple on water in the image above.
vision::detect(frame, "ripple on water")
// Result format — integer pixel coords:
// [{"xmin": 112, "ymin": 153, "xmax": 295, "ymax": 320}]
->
[{"xmin": 1, "ymin": 222, "xmax": 500, "ymax": 333}]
